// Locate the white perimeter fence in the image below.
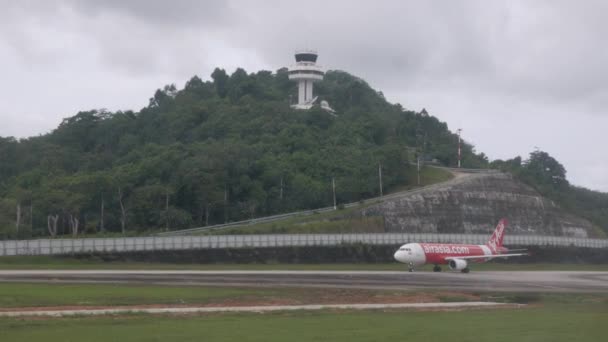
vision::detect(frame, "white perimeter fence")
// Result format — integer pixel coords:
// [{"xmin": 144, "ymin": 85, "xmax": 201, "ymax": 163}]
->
[{"xmin": 1, "ymin": 234, "xmax": 607, "ymax": 256}]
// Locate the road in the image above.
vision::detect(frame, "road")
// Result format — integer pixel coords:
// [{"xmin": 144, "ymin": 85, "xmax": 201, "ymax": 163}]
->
[{"xmin": 1, "ymin": 270, "xmax": 607, "ymax": 293}]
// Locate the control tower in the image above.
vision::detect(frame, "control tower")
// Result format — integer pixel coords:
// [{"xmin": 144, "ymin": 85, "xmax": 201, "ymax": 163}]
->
[{"xmin": 288, "ymin": 50, "xmax": 324, "ymax": 110}]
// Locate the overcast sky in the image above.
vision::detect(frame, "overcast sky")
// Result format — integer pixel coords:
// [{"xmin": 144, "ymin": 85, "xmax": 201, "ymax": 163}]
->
[{"xmin": 1, "ymin": 0, "xmax": 607, "ymax": 192}]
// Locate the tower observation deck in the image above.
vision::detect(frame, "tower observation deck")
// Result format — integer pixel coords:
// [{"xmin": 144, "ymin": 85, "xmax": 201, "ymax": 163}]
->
[{"xmin": 288, "ymin": 50, "xmax": 324, "ymax": 110}]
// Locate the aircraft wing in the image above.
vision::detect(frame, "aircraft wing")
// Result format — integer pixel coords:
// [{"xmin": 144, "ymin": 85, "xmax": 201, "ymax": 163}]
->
[{"xmin": 444, "ymin": 253, "xmax": 528, "ymax": 261}]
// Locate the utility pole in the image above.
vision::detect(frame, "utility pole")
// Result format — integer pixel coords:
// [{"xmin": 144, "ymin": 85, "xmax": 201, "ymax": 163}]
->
[
  {"xmin": 378, "ymin": 163, "xmax": 383, "ymax": 197},
  {"xmin": 100, "ymin": 195, "xmax": 105, "ymax": 233},
  {"xmin": 332, "ymin": 177, "xmax": 337, "ymax": 210},
  {"xmin": 417, "ymin": 156, "xmax": 421, "ymax": 185},
  {"xmin": 224, "ymin": 184, "xmax": 228, "ymax": 223},
  {"xmin": 165, "ymin": 187, "xmax": 170, "ymax": 232},
  {"xmin": 30, "ymin": 204, "xmax": 33, "ymax": 237},
  {"xmin": 457, "ymin": 128, "xmax": 462, "ymax": 168}
]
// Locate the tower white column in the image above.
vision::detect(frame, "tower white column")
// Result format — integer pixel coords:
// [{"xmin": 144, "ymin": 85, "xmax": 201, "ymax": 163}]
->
[
  {"xmin": 288, "ymin": 50, "xmax": 324, "ymax": 109},
  {"xmin": 305, "ymin": 81, "xmax": 313, "ymax": 102},
  {"xmin": 298, "ymin": 81, "xmax": 306, "ymax": 104}
]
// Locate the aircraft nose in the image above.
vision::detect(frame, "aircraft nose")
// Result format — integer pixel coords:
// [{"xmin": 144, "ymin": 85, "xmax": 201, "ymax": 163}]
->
[{"xmin": 394, "ymin": 251, "xmax": 404, "ymax": 263}]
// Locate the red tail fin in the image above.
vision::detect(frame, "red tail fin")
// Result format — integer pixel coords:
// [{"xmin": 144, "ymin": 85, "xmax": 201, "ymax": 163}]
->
[{"xmin": 486, "ymin": 219, "xmax": 507, "ymax": 254}]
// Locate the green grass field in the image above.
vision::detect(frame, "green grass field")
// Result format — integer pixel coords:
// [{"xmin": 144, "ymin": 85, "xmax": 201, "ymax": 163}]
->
[
  {"xmin": 1, "ymin": 304, "xmax": 606, "ymax": 342},
  {"xmin": 0, "ymin": 281, "xmax": 603, "ymax": 309},
  {"xmin": 0, "ymin": 282, "xmax": 479, "ymax": 309},
  {"xmin": 0, "ymin": 277, "xmax": 605, "ymax": 341},
  {"xmin": 397, "ymin": 165, "xmax": 454, "ymax": 190},
  {"xmin": 210, "ymin": 213, "xmax": 386, "ymax": 235},
  {"xmin": 0, "ymin": 283, "xmax": 279, "ymax": 308},
  {"xmin": 1, "ymin": 256, "xmax": 608, "ymax": 271},
  {"xmin": 205, "ymin": 202, "xmax": 386, "ymax": 235}
]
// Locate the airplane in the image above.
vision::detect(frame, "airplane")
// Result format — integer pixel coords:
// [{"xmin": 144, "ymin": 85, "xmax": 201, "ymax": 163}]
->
[{"xmin": 393, "ymin": 219, "xmax": 527, "ymax": 273}]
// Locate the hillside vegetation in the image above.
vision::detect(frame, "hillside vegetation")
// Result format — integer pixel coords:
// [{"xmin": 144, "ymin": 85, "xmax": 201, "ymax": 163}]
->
[
  {"xmin": 0, "ymin": 68, "xmax": 486, "ymax": 238},
  {"xmin": 491, "ymin": 151, "xmax": 608, "ymax": 235}
]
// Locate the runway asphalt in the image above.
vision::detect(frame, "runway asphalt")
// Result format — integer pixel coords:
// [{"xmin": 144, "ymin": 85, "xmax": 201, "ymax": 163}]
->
[{"xmin": 1, "ymin": 270, "xmax": 607, "ymax": 293}]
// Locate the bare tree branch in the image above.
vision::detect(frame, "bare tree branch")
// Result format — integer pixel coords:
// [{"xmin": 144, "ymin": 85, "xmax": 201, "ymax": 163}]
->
[{"xmin": 47, "ymin": 215, "xmax": 59, "ymax": 238}]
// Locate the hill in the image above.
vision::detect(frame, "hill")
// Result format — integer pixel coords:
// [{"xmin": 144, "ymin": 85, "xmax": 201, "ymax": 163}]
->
[
  {"xmin": 359, "ymin": 170, "xmax": 600, "ymax": 238},
  {"xmin": 490, "ymin": 151, "xmax": 608, "ymax": 236},
  {"xmin": 202, "ymin": 168, "xmax": 603, "ymax": 238},
  {"xmin": 0, "ymin": 68, "xmax": 487, "ymax": 238}
]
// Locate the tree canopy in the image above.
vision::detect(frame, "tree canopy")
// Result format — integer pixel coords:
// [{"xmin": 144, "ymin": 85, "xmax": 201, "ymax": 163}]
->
[
  {"xmin": 0, "ymin": 68, "xmax": 488, "ymax": 238},
  {"xmin": 491, "ymin": 150, "xmax": 608, "ymax": 235}
]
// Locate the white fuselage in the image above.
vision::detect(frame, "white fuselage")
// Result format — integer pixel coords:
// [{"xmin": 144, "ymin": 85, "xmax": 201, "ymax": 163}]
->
[{"xmin": 393, "ymin": 243, "xmax": 427, "ymax": 266}]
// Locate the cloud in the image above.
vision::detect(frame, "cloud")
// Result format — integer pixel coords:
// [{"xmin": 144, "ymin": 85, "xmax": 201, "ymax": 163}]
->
[
  {"xmin": 65, "ymin": 0, "xmax": 235, "ymax": 28},
  {"xmin": 0, "ymin": 0, "xmax": 606, "ymax": 191}
]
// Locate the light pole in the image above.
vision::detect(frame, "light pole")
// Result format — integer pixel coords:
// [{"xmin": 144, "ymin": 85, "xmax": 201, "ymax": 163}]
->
[{"xmin": 457, "ymin": 128, "xmax": 462, "ymax": 168}]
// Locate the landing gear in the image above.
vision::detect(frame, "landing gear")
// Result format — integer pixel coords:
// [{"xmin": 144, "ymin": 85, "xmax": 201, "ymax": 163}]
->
[
  {"xmin": 408, "ymin": 262, "xmax": 414, "ymax": 272},
  {"xmin": 433, "ymin": 265, "xmax": 442, "ymax": 272},
  {"xmin": 461, "ymin": 268, "xmax": 470, "ymax": 273}
]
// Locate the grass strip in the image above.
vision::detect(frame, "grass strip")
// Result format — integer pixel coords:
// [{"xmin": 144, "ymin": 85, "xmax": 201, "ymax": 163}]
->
[{"xmin": 0, "ymin": 304, "xmax": 606, "ymax": 342}]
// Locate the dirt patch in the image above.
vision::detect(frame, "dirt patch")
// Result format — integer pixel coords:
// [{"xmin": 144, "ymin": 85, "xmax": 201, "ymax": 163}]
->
[{"xmin": 265, "ymin": 288, "xmax": 481, "ymax": 305}]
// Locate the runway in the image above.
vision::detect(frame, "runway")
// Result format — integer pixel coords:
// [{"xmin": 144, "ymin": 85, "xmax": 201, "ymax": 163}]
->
[{"xmin": 1, "ymin": 270, "xmax": 607, "ymax": 293}]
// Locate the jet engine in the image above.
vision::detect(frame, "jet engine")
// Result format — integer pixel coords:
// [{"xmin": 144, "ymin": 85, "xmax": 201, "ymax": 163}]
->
[{"xmin": 448, "ymin": 259, "xmax": 468, "ymax": 271}]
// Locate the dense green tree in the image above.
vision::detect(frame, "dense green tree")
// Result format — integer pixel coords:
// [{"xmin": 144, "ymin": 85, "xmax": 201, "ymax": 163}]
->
[
  {"xmin": 492, "ymin": 150, "xmax": 607, "ymax": 234},
  {"xmin": 0, "ymin": 68, "xmax": 492, "ymax": 237},
  {"xmin": 211, "ymin": 68, "xmax": 229, "ymax": 98}
]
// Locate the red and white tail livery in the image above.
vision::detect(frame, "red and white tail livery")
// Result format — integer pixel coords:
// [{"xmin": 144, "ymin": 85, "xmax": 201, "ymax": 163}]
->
[
  {"xmin": 394, "ymin": 219, "xmax": 526, "ymax": 273},
  {"xmin": 486, "ymin": 218, "xmax": 506, "ymax": 254}
]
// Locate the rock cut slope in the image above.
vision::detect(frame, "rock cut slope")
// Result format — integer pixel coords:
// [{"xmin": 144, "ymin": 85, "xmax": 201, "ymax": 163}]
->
[{"xmin": 358, "ymin": 170, "xmax": 595, "ymax": 237}]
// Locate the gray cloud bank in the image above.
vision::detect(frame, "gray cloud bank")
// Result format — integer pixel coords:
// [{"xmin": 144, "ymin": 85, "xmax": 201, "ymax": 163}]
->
[{"xmin": 0, "ymin": 0, "xmax": 606, "ymax": 191}]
